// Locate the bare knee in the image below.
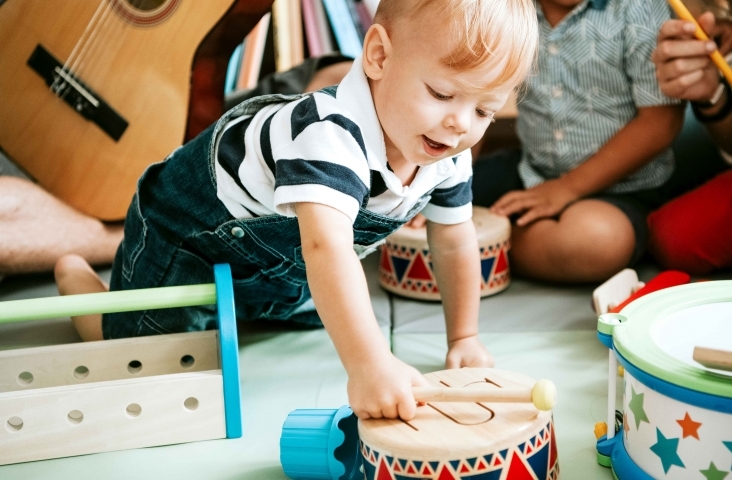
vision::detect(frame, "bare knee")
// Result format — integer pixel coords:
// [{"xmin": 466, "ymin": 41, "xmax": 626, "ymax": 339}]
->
[{"xmin": 512, "ymin": 200, "xmax": 635, "ymax": 283}]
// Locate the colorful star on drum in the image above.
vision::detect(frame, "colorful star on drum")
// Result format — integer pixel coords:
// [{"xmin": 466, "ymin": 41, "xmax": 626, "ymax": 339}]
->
[
  {"xmin": 628, "ymin": 385, "xmax": 649, "ymax": 430},
  {"xmin": 650, "ymin": 428, "xmax": 685, "ymax": 474},
  {"xmin": 700, "ymin": 462, "xmax": 728, "ymax": 480},
  {"xmin": 676, "ymin": 412, "xmax": 702, "ymax": 439}
]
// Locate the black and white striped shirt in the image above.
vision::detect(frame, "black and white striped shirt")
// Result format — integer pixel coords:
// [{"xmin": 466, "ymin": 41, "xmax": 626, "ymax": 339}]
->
[{"xmin": 214, "ymin": 58, "xmax": 473, "ymax": 225}]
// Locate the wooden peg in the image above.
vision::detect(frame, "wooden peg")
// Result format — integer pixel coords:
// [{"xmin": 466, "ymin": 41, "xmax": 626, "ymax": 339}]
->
[{"xmin": 412, "ymin": 379, "xmax": 557, "ymax": 411}]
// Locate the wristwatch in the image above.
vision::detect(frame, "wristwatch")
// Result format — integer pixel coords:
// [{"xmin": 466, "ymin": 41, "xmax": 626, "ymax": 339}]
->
[
  {"xmin": 694, "ymin": 82, "xmax": 726, "ymax": 109},
  {"xmin": 692, "ymin": 76, "xmax": 732, "ymax": 123}
]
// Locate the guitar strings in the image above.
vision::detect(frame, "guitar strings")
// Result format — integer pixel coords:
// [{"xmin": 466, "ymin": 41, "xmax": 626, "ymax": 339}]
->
[
  {"xmin": 51, "ymin": 0, "xmax": 109, "ymax": 98},
  {"xmin": 60, "ymin": 0, "xmax": 118, "ymax": 100},
  {"xmin": 82, "ymin": 0, "xmax": 147, "ymax": 87},
  {"xmin": 52, "ymin": 0, "xmax": 110, "ymax": 96}
]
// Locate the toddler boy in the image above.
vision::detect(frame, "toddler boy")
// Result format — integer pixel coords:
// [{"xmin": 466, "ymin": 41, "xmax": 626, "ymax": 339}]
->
[{"xmin": 55, "ymin": 0, "xmax": 538, "ymax": 420}]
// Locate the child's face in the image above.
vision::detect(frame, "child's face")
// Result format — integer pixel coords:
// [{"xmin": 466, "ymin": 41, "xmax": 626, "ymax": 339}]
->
[{"xmin": 366, "ymin": 17, "xmax": 516, "ymax": 169}]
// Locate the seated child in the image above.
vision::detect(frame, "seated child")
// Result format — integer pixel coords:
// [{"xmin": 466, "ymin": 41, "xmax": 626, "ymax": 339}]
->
[
  {"xmin": 54, "ymin": 0, "xmax": 538, "ymax": 421},
  {"xmin": 472, "ymin": 0, "xmax": 685, "ymax": 283}
]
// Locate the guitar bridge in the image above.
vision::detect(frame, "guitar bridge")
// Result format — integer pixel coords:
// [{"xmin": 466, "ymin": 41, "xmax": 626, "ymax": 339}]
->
[{"xmin": 27, "ymin": 45, "xmax": 128, "ymax": 141}]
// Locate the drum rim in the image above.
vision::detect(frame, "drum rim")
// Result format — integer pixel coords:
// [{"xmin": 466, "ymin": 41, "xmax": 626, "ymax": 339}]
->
[{"xmin": 611, "ymin": 281, "xmax": 732, "ymax": 399}]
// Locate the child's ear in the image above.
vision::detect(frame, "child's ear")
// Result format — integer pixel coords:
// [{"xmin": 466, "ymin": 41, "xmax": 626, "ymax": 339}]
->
[{"xmin": 362, "ymin": 24, "xmax": 391, "ymax": 81}]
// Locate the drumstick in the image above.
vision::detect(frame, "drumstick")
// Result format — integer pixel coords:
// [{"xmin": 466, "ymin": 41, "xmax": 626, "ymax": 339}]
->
[
  {"xmin": 667, "ymin": 0, "xmax": 732, "ymax": 85},
  {"xmin": 693, "ymin": 346, "xmax": 732, "ymax": 372},
  {"xmin": 412, "ymin": 379, "xmax": 557, "ymax": 411}
]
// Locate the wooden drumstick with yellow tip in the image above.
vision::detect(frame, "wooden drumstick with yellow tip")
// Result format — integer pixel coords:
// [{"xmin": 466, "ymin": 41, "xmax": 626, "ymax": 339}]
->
[
  {"xmin": 667, "ymin": 0, "xmax": 732, "ymax": 85},
  {"xmin": 412, "ymin": 379, "xmax": 557, "ymax": 411}
]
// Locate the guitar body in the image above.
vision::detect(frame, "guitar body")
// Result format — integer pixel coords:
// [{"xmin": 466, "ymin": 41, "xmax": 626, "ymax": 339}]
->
[{"xmin": 0, "ymin": 0, "xmax": 272, "ymax": 220}]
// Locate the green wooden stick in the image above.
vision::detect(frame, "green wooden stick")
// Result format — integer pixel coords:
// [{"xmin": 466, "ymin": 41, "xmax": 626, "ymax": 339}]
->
[{"xmin": 0, "ymin": 284, "xmax": 217, "ymax": 324}]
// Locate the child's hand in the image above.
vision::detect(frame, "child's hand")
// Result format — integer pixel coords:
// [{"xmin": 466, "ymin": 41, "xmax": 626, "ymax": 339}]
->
[
  {"xmin": 490, "ymin": 179, "xmax": 579, "ymax": 226},
  {"xmin": 446, "ymin": 335, "xmax": 495, "ymax": 369},
  {"xmin": 404, "ymin": 213, "xmax": 427, "ymax": 228},
  {"xmin": 347, "ymin": 354, "xmax": 430, "ymax": 421}
]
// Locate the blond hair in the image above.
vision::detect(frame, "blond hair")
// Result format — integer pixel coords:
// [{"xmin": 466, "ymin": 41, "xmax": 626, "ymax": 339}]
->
[{"xmin": 374, "ymin": 0, "xmax": 538, "ymax": 87}]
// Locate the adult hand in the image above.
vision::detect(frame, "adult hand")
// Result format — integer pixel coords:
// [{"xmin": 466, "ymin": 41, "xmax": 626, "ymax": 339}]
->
[
  {"xmin": 490, "ymin": 179, "xmax": 580, "ymax": 226},
  {"xmin": 652, "ymin": 13, "xmax": 732, "ymax": 102}
]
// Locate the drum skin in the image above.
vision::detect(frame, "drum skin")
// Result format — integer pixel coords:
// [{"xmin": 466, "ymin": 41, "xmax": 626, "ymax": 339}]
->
[
  {"xmin": 358, "ymin": 368, "xmax": 559, "ymax": 480},
  {"xmin": 378, "ymin": 208, "xmax": 511, "ymax": 301}
]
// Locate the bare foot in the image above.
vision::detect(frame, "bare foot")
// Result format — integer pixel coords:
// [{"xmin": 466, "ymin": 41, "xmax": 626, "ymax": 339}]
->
[{"xmin": 55, "ymin": 254, "xmax": 107, "ymax": 341}]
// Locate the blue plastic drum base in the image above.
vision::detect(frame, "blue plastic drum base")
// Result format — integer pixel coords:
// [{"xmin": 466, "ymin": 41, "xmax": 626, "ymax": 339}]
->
[{"xmin": 597, "ymin": 434, "xmax": 654, "ymax": 480}]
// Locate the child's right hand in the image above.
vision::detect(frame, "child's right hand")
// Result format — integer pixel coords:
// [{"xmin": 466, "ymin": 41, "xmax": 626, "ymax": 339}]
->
[{"xmin": 347, "ymin": 353, "xmax": 431, "ymax": 421}]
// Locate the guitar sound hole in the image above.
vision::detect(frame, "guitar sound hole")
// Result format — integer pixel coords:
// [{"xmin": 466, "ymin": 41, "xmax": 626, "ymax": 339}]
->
[{"xmin": 124, "ymin": 0, "xmax": 166, "ymax": 12}]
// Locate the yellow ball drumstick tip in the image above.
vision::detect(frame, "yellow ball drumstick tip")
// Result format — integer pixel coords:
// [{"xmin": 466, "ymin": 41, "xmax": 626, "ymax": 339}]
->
[{"xmin": 531, "ymin": 379, "xmax": 557, "ymax": 411}]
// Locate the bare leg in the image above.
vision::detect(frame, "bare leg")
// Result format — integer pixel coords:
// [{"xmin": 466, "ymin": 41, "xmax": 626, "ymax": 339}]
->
[
  {"xmin": 0, "ymin": 177, "xmax": 123, "ymax": 275},
  {"xmin": 54, "ymin": 254, "xmax": 107, "ymax": 341},
  {"xmin": 509, "ymin": 199, "xmax": 636, "ymax": 283}
]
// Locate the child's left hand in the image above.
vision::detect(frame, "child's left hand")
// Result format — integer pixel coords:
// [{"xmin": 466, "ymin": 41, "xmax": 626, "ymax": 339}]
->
[
  {"xmin": 490, "ymin": 179, "xmax": 579, "ymax": 226},
  {"xmin": 446, "ymin": 335, "xmax": 495, "ymax": 369}
]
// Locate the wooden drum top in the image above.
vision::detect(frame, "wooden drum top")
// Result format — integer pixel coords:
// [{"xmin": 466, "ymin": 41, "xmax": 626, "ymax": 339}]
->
[{"xmin": 358, "ymin": 368, "xmax": 552, "ymax": 461}]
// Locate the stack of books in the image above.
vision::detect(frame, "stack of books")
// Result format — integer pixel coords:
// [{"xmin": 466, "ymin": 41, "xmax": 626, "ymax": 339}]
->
[{"xmin": 225, "ymin": 0, "xmax": 379, "ymax": 94}]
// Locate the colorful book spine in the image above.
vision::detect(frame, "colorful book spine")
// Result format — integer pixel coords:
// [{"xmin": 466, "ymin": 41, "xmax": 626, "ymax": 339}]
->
[
  {"xmin": 312, "ymin": 0, "xmax": 335, "ymax": 55},
  {"xmin": 272, "ymin": 0, "xmax": 293, "ymax": 72},
  {"xmin": 321, "ymin": 0, "xmax": 362, "ymax": 58},
  {"xmin": 354, "ymin": 0, "xmax": 373, "ymax": 32},
  {"xmin": 237, "ymin": 13, "xmax": 271, "ymax": 90},
  {"xmin": 345, "ymin": 0, "xmax": 366, "ymax": 40},
  {"xmin": 289, "ymin": 0, "xmax": 304, "ymax": 66},
  {"xmin": 225, "ymin": 42, "xmax": 244, "ymax": 95},
  {"xmin": 302, "ymin": 0, "xmax": 324, "ymax": 56}
]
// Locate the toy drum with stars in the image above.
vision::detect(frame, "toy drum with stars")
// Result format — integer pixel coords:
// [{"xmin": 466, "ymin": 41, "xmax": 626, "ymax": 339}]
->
[
  {"xmin": 359, "ymin": 368, "xmax": 559, "ymax": 480},
  {"xmin": 596, "ymin": 281, "xmax": 732, "ymax": 479},
  {"xmin": 378, "ymin": 207, "xmax": 510, "ymax": 300}
]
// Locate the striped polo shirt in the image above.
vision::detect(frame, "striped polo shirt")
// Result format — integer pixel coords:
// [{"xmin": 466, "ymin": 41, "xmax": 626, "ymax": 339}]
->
[
  {"xmin": 213, "ymin": 58, "xmax": 473, "ymax": 225},
  {"xmin": 518, "ymin": 0, "xmax": 681, "ymax": 194}
]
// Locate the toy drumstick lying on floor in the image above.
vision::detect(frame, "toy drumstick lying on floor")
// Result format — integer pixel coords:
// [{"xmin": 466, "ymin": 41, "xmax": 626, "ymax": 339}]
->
[
  {"xmin": 667, "ymin": 0, "xmax": 732, "ymax": 84},
  {"xmin": 412, "ymin": 378, "xmax": 557, "ymax": 410}
]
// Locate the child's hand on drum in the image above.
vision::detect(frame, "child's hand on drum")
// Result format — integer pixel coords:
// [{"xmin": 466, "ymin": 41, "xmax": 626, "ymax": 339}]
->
[
  {"xmin": 347, "ymin": 353, "xmax": 431, "ymax": 421},
  {"xmin": 446, "ymin": 335, "xmax": 495, "ymax": 369}
]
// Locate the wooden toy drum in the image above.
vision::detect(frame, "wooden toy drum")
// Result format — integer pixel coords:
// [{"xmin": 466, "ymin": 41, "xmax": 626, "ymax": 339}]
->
[
  {"xmin": 379, "ymin": 207, "xmax": 510, "ymax": 300},
  {"xmin": 597, "ymin": 281, "xmax": 732, "ymax": 479},
  {"xmin": 359, "ymin": 368, "xmax": 559, "ymax": 480}
]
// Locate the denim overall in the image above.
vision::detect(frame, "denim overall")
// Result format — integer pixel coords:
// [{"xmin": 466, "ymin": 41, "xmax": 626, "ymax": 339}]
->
[{"xmin": 103, "ymin": 92, "xmax": 429, "ymax": 339}]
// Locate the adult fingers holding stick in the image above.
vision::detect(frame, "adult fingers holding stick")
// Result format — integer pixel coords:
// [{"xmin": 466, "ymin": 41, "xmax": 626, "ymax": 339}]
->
[{"xmin": 652, "ymin": 13, "xmax": 725, "ymax": 101}]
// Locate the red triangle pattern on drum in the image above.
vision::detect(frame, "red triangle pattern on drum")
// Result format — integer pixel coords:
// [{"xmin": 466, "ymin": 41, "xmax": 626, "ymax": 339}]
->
[
  {"xmin": 406, "ymin": 253, "xmax": 432, "ymax": 281},
  {"xmin": 379, "ymin": 248, "xmax": 393, "ymax": 274},
  {"xmin": 377, "ymin": 458, "xmax": 394, "ymax": 480},
  {"xmin": 477, "ymin": 458, "xmax": 488, "ymax": 471},
  {"xmin": 506, "ymin": 451, "xmax": 534, "ymax": 480},
  {"xmin": 436, "ymin": 465, "xmax": 456, "ymax": 480},
  {"xmin": 495, "ymin": 248, "xmax": 509, "ymax": 274},
  {"xmin": 460, "ymin": 462, "xmax": 470, "ymax": 473}
]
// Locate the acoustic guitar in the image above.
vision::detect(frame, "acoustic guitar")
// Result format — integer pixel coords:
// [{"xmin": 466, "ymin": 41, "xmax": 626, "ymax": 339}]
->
[{"xmin": 0, "ymin": 0, "xmax": 273, "ymax": 220}]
